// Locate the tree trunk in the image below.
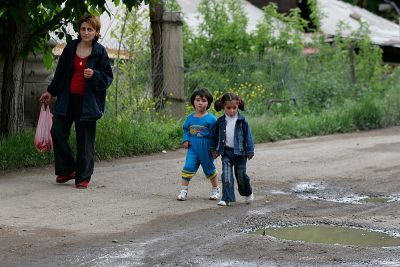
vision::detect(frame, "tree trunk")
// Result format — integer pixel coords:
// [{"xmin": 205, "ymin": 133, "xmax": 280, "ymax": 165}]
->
[
  {"xmin": 356, "ymin": 0, "xmax": 368, "ymax": 8},
  {"xmin": 0, "ymin": 4, "xmax": 28, "ymax": 136},
  {"xmin": 0, "ymin": 52, "xmax": 25, "ymax": 136}
]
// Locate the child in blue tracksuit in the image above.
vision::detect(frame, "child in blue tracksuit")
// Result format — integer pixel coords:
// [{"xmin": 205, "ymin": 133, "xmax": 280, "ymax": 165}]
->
[
  {"xmin": 212, "ymin": 92, "xmax": 255, "ymax": 206},
  {"xmin": 177, "ymin": 88, "xmax": 220, "ymax": 201}
]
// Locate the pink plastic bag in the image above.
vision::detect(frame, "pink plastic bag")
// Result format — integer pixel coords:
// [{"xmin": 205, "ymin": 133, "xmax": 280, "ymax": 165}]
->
[{"xmin": 34, "ymin": 104, "xmax": 53, "ymax": 152}]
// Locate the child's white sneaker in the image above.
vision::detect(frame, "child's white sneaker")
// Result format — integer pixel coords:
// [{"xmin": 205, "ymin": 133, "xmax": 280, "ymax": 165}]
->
[
  {"xmin": 209, "ymin": 187, "xmax": 220, "ymax": 200},
  {"xmin": 218, "ymin": 200, "xmax": 230, "ymax": 206},
  {"xmin": 177, "ymin": 190, "xmax": 188, "ymax": 201},
  {"xmin": 245, "ymin": 193, "xmax": 254, "ymax": 204}
]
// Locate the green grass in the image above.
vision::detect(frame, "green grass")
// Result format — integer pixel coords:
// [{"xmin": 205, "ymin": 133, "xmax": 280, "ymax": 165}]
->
[
  {"xmin": 249, "ymin": 95, "xmax": 391, "ymax": 143},
  {"xmin": 0, "ymin": 116, "xmax": 182, "ymax": 170},
  {"xmin": 95, "ymin": 116, "xmax": 182, "ymax": 160},
  {"xmin": 2, "ymin": 89, "xmax": 400, "ymax": 171},
  {"xmin": 0, "ymin": 129, "xmax": 53, "ymax": 170}
]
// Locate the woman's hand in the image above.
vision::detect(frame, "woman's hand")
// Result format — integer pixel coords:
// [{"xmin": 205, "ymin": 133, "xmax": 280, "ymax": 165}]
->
[
  {"xmin": 247, "ymin": 155, "xmax": 254, "ymax": 160},
  {"xmin": 84, "ymin": 68, "xmax": 94, "ymax": 79},
  {"xmin": 39, "ymin": 91, "xmax": 52, "ymax": 105}
]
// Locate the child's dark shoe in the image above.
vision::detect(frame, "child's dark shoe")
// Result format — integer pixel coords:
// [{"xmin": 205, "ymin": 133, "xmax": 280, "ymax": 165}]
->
[
  {"xmin": 75, "ymin": 181, "xmax": 89, "ymax": 189},
  {"xmin": 56, "ymin": 172, "xmax": 76, "ymax": 183}
]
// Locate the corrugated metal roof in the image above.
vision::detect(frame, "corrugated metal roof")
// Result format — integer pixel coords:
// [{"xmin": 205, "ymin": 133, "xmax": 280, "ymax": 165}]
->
[{"xmin": 318, "ymin": 0, "xmax": 400, "ymax": 47}]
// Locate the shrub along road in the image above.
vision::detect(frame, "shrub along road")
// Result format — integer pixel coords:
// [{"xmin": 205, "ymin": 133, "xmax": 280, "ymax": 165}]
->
[{"xmin": 1, "ymin": 127, "xmax": 400, "ymax": 266}]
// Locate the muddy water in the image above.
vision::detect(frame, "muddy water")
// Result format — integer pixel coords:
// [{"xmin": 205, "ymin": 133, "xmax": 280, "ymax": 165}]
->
[
  {"xmin": 287, "ymin": 181, "xmax": 400, "ymax": 204},
  {"xmin": 363, "ymin": 197, "xmax": 391, "ymax": 203},
  {"xmin": 256, "ymin": 225, "xmax": 400, "ymax": 247}
]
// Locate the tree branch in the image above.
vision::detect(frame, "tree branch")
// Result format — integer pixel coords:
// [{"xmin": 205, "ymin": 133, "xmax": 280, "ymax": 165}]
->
[{"xmin": 29, "ymin": 7, "xmax": 74, "ymax": 39}]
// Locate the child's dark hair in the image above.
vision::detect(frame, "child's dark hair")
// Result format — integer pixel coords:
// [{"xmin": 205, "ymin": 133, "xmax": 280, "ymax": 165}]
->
[
  {"xmin": 214, "ymin": 92, "xmax": 245, "ymax": 112},
  {"xmin": 190, "ymin": 88, "xmax": 213, "ymax": 110}
]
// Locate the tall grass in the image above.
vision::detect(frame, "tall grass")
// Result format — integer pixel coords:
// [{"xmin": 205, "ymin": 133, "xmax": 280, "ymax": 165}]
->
[
  {"xmin": 250, "ymin": 88, "xmax": 400, "ymax": 144},
  {"xmin": 2, "ymin": 87, "xmax": 400, "ymax": 170},
  {"xmin": 95, "ymin": 116, "xmax": 182, "ymax": 159},
  {"xmin": 0, "ymin": 116, "xmax": 182, "ymax": 170},
  {"xmin": 0, "ymin": 129, "xmax": 53, "ymax": 170}
]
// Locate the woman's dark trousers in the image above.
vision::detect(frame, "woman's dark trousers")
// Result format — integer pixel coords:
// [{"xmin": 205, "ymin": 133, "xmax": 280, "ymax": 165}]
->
[{"xmin": 51, "ymin": 94, "xmax": 96, "ymax": 183}]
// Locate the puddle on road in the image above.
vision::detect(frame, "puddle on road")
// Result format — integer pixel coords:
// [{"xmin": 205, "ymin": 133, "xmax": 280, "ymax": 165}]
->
[
  {"xmin": 283, "ymin": 181, "xmax": 400, "ymax": 204},
  {"xmin": 363, "ymin": 197, "xmax": 391, "ymax": 203},
  {"xmin": 292, "ymin": 182, "xmax": 326, "ymax": 194},
  {"xmin": 255, "ymin": 225, "xmax": 400, "ymax": 247}
]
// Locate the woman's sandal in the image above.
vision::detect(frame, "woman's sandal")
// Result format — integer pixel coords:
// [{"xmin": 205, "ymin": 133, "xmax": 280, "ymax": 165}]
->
[
  {"xmin": 56, "ymin": 172, "xmax": 76, "ymax": 183},
  {"xmin": 75, "ymin": 181, "xmax": 89, "ymax": 189}
]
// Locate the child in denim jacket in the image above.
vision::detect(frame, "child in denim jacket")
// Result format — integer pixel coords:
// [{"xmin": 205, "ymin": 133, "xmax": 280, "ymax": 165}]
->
[
  {"xmin": 212, "ymin": 92, "xmax": 254, "ymax": 206},
  {"xmin": 177, "ymin": 88, "xmax": 220, "ymax": 201}
]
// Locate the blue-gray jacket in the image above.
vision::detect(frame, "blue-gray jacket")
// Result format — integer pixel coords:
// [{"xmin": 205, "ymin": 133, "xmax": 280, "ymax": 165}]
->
[
  {"xmin": 47, "ymin": 39, "xmax": 113, "ymax": 121},
  {"xmin": 212, "ymin": 113, "xmax": 255, "ymax": 157}
]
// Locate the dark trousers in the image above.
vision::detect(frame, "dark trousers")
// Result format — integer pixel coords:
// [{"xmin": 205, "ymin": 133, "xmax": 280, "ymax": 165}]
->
[
  {"xmin": 50, "ymin": 94, "xmax": 96, "ymax": 183},
  {"xmin": 220, "ymin": 147, "xmax": 252, "ymax": 202}
]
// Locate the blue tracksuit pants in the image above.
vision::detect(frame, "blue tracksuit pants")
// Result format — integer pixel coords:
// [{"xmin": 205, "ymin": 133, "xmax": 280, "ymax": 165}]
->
[{"xmin": 182, "ymin": 137, "xmax": 217, "ymax": 181}]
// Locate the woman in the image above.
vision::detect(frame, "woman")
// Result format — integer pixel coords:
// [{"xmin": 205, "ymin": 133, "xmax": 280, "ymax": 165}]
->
[{"xmin": 40, "ymin": 14, "xmax": 113, "ymax": 189}]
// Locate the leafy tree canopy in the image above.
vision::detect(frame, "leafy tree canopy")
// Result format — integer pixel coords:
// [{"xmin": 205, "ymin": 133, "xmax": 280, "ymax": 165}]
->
[{"xmin": 0, "ymin": 0, "xmax": 155, "ymax": 61}]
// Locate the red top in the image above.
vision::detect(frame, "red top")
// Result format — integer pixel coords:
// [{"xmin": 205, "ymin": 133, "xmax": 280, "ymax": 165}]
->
[{"xmin": 70, "ymin": 54, "xmax": 89, "ymax": 95}]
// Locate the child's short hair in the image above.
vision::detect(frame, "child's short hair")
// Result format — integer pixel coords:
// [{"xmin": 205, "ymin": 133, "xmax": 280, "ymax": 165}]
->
[
  {"xmin": 214, "ymin": 92, "xmax": 245, "ymax": 112},
  {"xmin": 190, "ymin": 88, "xmax": 214, "ymax": 110}
]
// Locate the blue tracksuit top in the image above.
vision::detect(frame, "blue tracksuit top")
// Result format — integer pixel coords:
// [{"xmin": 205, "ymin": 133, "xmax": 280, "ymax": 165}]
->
[
  {"xmin": 181, "ymin": 112, "xmax": 217, "ymax": 179},
  {"xmin": 182, "ymin": 112, "xmax": 216, "ymax": 143}
]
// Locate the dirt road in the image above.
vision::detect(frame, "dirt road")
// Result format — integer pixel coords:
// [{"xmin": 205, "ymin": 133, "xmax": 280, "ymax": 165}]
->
[{"xmin": 2, "ymin": 127, "xmax": 400, "ymax": 266}]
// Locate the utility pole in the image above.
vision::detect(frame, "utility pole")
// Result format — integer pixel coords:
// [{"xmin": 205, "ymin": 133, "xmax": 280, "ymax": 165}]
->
[
  {"xmin": 149, "ymin": 0, "xmax": 185, "ymax": 118},
  {"xmin": 150, "ymin": 0, "xmax": 165, "ymax": 110}
]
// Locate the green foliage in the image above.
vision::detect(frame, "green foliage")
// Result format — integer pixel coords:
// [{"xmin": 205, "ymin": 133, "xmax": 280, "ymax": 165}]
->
[
  {"xmin": 254, "ymin": 3, "xmax": 308, "ymax": 53},
  {"xmin": 0, "ymin": 0, "xmax": 150, "ymax": 61},
  {"xmin": 186, "ymin": 0, "xmax": 250, "ymax": 61},
  {"xmin": 183, "ymin": 4, "xmax": 389, "ymax": 116},
  {"xmin": 109, "ymin": 5, "xmax": 152, "ymax": 116},
  {"xmin": 307, "ymin": 0, "xmax": 321, "ymax": 31},
  {"xmin": 380, "ymin": 69, "xmax": 400, "ymax": 127},
  {"xmin": 0, "ymin": 130, "xmax": 53, "ymax": 170},
  {"xmin": 348, "ymin": 96, "xmax": 382, "ymax": 130},
  {"xmin": 165, "ymin": 0, "xmax": 182, "ymax": 11},
  {"xmin": 95, "ymin": 115, "xmax": 182, "ymax": 159},
  {"xmin": 0, "ymin": 115, "xmax": 182, "ymax": 171},
  {"xmin": 3, "ymin": 83, "xmax": 400, "ymax": 170},
  {"xmin": 248, "ymin": 93, "xmax": 393, "ymax": 144}
]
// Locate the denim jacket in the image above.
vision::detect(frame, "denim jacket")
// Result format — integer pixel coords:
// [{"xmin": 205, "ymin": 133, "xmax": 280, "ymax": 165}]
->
[{"xmin": 212, "ymin": 113, "xmax": 254, "ymax": 157}]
